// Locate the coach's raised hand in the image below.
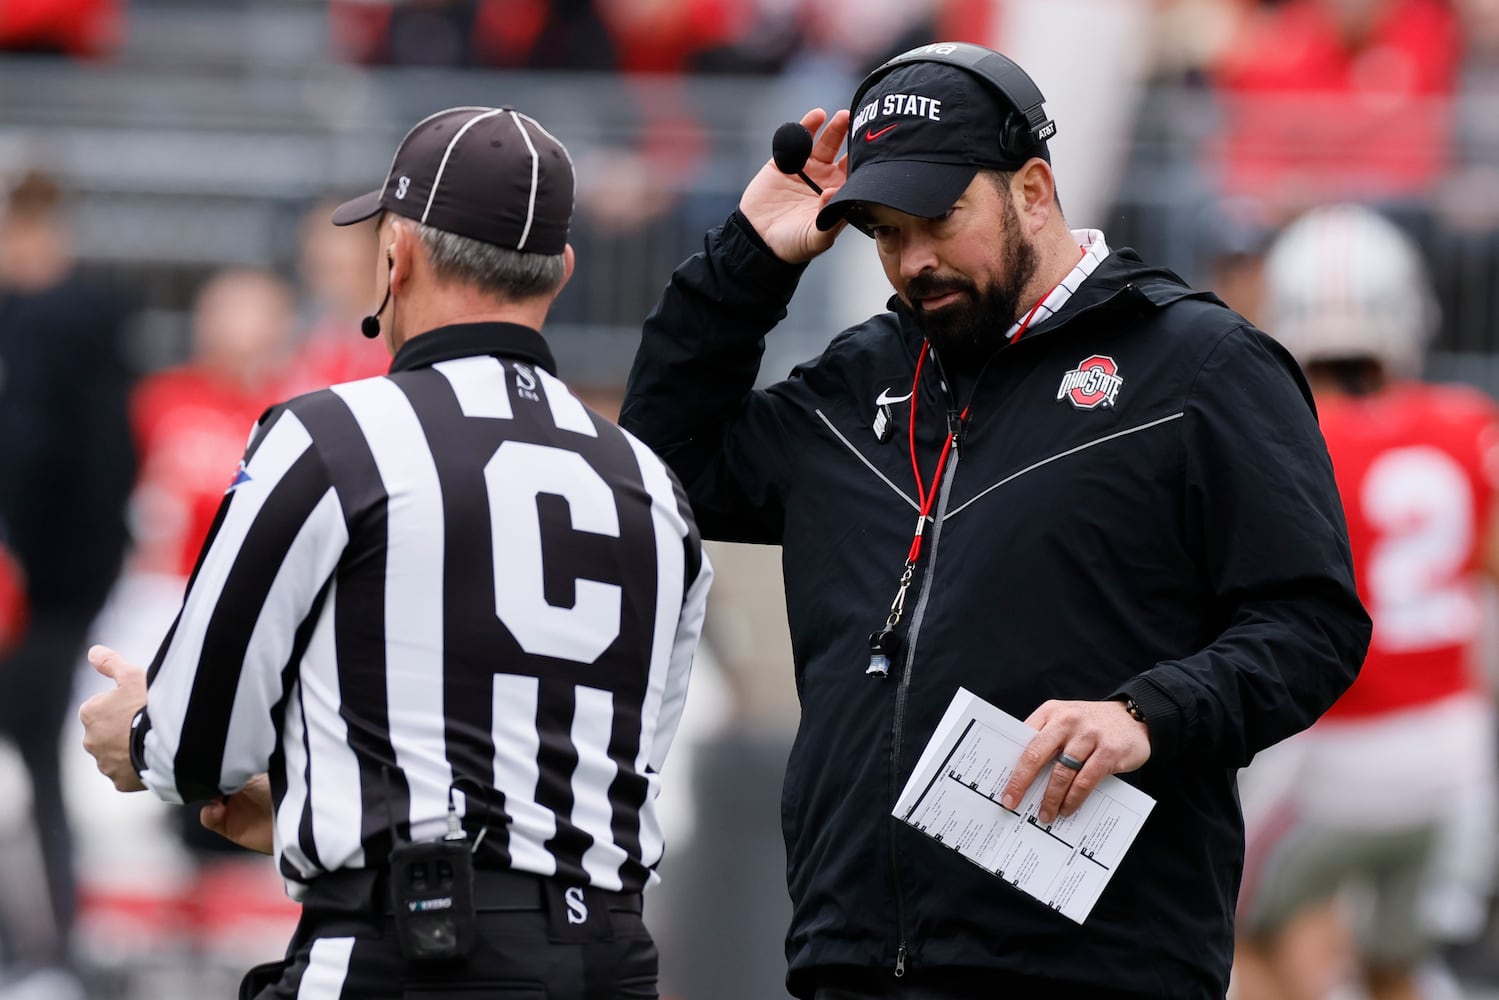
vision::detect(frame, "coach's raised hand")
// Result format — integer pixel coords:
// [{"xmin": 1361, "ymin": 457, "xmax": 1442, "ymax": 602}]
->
[
  {"xmin": 79, "ymin": 644, "xmax": 147, "ymax": 792},
  {"xmin": 740, "ymin": 107, "xmax": 850, "ymax": 264}
]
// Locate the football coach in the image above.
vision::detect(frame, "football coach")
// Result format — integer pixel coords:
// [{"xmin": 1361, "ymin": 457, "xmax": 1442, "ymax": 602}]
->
[{"xmin": 619, "ymin": 41, "xmax": 1369, "ymax": 999}]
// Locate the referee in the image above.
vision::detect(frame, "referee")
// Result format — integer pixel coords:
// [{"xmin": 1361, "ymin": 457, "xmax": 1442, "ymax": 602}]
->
[{"xmin": 80, "ymin": 106, "xmax": 712, "ymax": 999}]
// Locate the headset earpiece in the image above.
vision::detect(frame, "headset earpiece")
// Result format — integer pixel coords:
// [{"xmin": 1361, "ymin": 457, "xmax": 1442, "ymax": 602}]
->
[
  {"xmin": 998, "ymin": 111, "xmax": 1055, "ymax": 165},
  {"xmin": 998, "ymin": 113, "xmax": 1036, "ymax": 165}
]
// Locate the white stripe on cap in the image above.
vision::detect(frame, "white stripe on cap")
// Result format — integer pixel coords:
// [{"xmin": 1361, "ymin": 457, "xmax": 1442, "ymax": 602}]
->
[
  {"xmin": 514, "ymin": 111, "xmax": 577, "ymax": 220},
  {"xmin": 507, "ymin": 110, "xmax": 541, "ymax": 251},
  {"xmin": 378, "ymin": 106, "xmax": 491, "ymax": 207},
  {"xmin": 422, "ymin": 108, "xmax": 505, "ymax": 225},
  {"xmin": 517, "ymin": 111, "xmax": 575, "ymax": 169}
]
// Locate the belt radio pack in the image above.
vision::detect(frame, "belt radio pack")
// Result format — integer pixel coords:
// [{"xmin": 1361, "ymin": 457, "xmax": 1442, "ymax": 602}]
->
[{"xmin": 388, "ymin": 788, "xmax": 477, "ymax": 963}]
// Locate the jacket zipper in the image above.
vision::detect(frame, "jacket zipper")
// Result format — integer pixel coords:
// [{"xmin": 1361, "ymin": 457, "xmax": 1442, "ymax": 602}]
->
[{"xmin": 887, "ymin": 451, "xmax": 961, "ymax": 977}]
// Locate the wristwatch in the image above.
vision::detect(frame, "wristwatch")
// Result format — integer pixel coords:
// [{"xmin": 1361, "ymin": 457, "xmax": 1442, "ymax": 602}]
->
[{"xmin": 128, "ymin": 708, "xmax": 150, "ymax": 778}]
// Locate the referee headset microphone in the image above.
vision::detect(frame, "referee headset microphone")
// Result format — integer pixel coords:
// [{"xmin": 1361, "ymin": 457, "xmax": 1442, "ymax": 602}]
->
[{"xmin": 361, "ymin": 247, "xmax": 394, "ymax": 339}]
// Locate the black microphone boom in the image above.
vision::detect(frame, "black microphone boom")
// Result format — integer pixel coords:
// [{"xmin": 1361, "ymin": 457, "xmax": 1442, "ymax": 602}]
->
[
  {"xmin": 772, "ymin": 122, "xmax": 822, "ymax": 195},
  {"xmin": 361, "ymin": 270, "xmax": 393, "ymax": 339},
  {"xmin": 769, "ymin": 121, "xmax": 870, "ymax": 236}
]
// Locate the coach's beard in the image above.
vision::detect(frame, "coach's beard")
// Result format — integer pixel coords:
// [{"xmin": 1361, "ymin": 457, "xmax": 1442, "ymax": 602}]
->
[{"xmin": 909, "ymin": 230, "xmax": 1040, "ymax": 373}]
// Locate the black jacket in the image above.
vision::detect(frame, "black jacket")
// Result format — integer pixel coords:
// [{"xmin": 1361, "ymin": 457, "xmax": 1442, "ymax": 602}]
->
[
  {"xmin": 0, "ymin": 273, "xmax": 134, "ymax": 621},
  {"xmin": 620, "ymin": 214, "xmax": 1369, "ymax": 998}
]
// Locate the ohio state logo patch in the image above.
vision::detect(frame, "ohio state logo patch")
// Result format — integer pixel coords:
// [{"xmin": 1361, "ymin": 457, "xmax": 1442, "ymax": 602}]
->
[{"xmin": 1057, "ymin": 355, "xmax": 1123, "ymax": 410}]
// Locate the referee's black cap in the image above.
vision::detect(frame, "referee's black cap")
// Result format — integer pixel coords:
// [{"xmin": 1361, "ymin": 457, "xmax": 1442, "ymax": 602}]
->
[{"xmin": 332, "ymin": 106, "xmax": 575, "ymax": 255}]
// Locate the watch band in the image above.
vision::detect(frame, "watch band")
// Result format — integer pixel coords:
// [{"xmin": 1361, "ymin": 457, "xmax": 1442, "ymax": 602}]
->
[{"xmin": 128, "ymin": 707, "xmax": 150, "ymax": 779}]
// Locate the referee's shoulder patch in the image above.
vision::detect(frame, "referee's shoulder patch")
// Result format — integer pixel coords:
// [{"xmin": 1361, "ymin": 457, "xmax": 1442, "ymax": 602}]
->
[{"xmin": 224, "ymin": 459, "xmax": 252, "ymax": 495}]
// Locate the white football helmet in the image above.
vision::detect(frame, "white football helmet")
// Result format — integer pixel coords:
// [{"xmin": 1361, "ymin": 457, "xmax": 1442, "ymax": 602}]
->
[{"xmin": 1261, "ymin": 203, "xmax": 1438, "ymax": 377}]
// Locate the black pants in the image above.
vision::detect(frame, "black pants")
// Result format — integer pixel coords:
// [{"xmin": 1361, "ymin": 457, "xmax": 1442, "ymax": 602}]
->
[
  {"xmin": 810, "ymin": 966, "xmax": 1172, "ymax": 1000},
  {"xmin": 0, "ymin": 615, "xmax": 89, "ymax": 969},
  {"xmin": 246, "ymin": 872, "xmax": 657, "ymax": 1000}
]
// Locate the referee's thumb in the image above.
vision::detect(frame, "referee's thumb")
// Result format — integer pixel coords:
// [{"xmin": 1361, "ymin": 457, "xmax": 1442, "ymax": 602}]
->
[
  {"xmin": 200, "ymin": 800, "xmax": 227, "ymax": 836},
  {"xmin": 88, "ymin": 644, "xmax": 126, "ymax": 681}
]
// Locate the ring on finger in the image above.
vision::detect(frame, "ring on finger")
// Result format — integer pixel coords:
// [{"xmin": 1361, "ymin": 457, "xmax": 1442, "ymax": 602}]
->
[{"xmin": 1057, "ymin": 752, "xmax": 1086, "ymax": 771}]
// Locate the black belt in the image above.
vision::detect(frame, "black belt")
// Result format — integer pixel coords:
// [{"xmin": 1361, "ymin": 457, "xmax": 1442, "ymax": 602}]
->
[{"xmin": 303, "ymin": 867, "xmax": 643, "ymax": 918}]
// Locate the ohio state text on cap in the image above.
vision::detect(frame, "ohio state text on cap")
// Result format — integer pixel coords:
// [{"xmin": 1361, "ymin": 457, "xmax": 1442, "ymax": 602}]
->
[
  {"xmin": 332, "ymin": 106, "xmax": 575, "ymax": 255},
  {"xmin": 817, "ymin": 60, "xmax": 1049, "ymax": 232}
]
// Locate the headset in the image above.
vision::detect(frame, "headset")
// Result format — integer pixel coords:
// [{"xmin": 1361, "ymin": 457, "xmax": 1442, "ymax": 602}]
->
[{"xmin": 849, "ymin": 42, "xmax": 1057, "ymax": 164}]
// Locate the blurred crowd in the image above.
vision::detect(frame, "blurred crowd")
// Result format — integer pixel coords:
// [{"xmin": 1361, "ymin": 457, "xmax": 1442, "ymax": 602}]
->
[
  {"xmin": 1129, "ymin": 0, "xmax": 1499, "ymax": 358},
  {"xmin": 5, "ymin": 1, "xmax": 1499, "ymax": 999},
  {"xmin": 9, "ymin": 0, "xmax": 1499, "ymax": 337},
  {"xmin": 0, "ymin": 0, "xmax": 994, "ymax": 72},
  {"xmin": 0, "ymin": 172, "xmax": 388, "ymax": 999}
]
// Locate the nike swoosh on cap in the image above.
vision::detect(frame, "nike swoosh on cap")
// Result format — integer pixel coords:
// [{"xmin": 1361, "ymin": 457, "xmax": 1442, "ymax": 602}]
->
[
  {"xmin": 865, "ymin": 123, "xmax": 900, "ymax": 142},
  {"xmin": 875, "ymin": 387, "xmax": 914, "ymax": 406}
]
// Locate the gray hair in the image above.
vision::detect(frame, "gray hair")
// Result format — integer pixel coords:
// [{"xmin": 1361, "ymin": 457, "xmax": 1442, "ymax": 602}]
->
[{"xmin": 412, "ymin": 221, "xmax": 566, "ymax": 301}]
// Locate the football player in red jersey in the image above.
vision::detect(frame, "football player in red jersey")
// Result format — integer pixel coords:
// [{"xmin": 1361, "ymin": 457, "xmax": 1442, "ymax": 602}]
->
[
  {"xmin": 1234, "ymin": 204, "xmax": 1499, "ymax": 1000},
  {"xmin": 128, "ymin": 268, "xmax": 295, "ymax": 584},
  {"xmin": 71, "ymin": 267, "xmax": 301, "ymax": 978},
  {"xmin": 0, "ymin": 540, "xmax": 25, "ymax": 658},
  {"xmin": 277, "ymin": 199, "xmax": 389, "ymax": 397}
]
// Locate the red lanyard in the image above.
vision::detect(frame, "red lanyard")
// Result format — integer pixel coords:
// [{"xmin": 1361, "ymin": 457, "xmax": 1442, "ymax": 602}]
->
[
  {"xmin": 902, "ymin": 292, "xmax": 1051, "ymax": 565},
  {"xmin": 868, "ymin": 251, "xmax": 1085, "ymax": 678},
  {"xmin": 905, "ymin": 342, "xmax": 965, "ymax": 565}
]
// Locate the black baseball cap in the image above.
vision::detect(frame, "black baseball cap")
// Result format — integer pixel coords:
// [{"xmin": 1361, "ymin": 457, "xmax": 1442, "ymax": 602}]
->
[
  {"xmin": 332, "ymin": 106, "xmax": 574, "ymax": 255},
  {"xmin": 816, "ymin": 61, "xmax": 1049, "ymax": 232}
]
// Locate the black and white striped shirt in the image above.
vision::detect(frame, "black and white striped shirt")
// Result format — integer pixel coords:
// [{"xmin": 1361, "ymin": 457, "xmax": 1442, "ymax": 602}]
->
[{"xmin": 134, "ymin": 322, "xmax": 712, "ymax": 897}]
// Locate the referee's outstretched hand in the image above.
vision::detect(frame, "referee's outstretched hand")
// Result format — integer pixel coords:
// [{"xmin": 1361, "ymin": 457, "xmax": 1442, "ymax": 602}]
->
[
  {"xmin": 79, "ymin": 644, "xmax": 147, "ymax": 793},
  {"xmin": 201, "ymin": 774, "xmax": 274, "ymax": 855}
]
